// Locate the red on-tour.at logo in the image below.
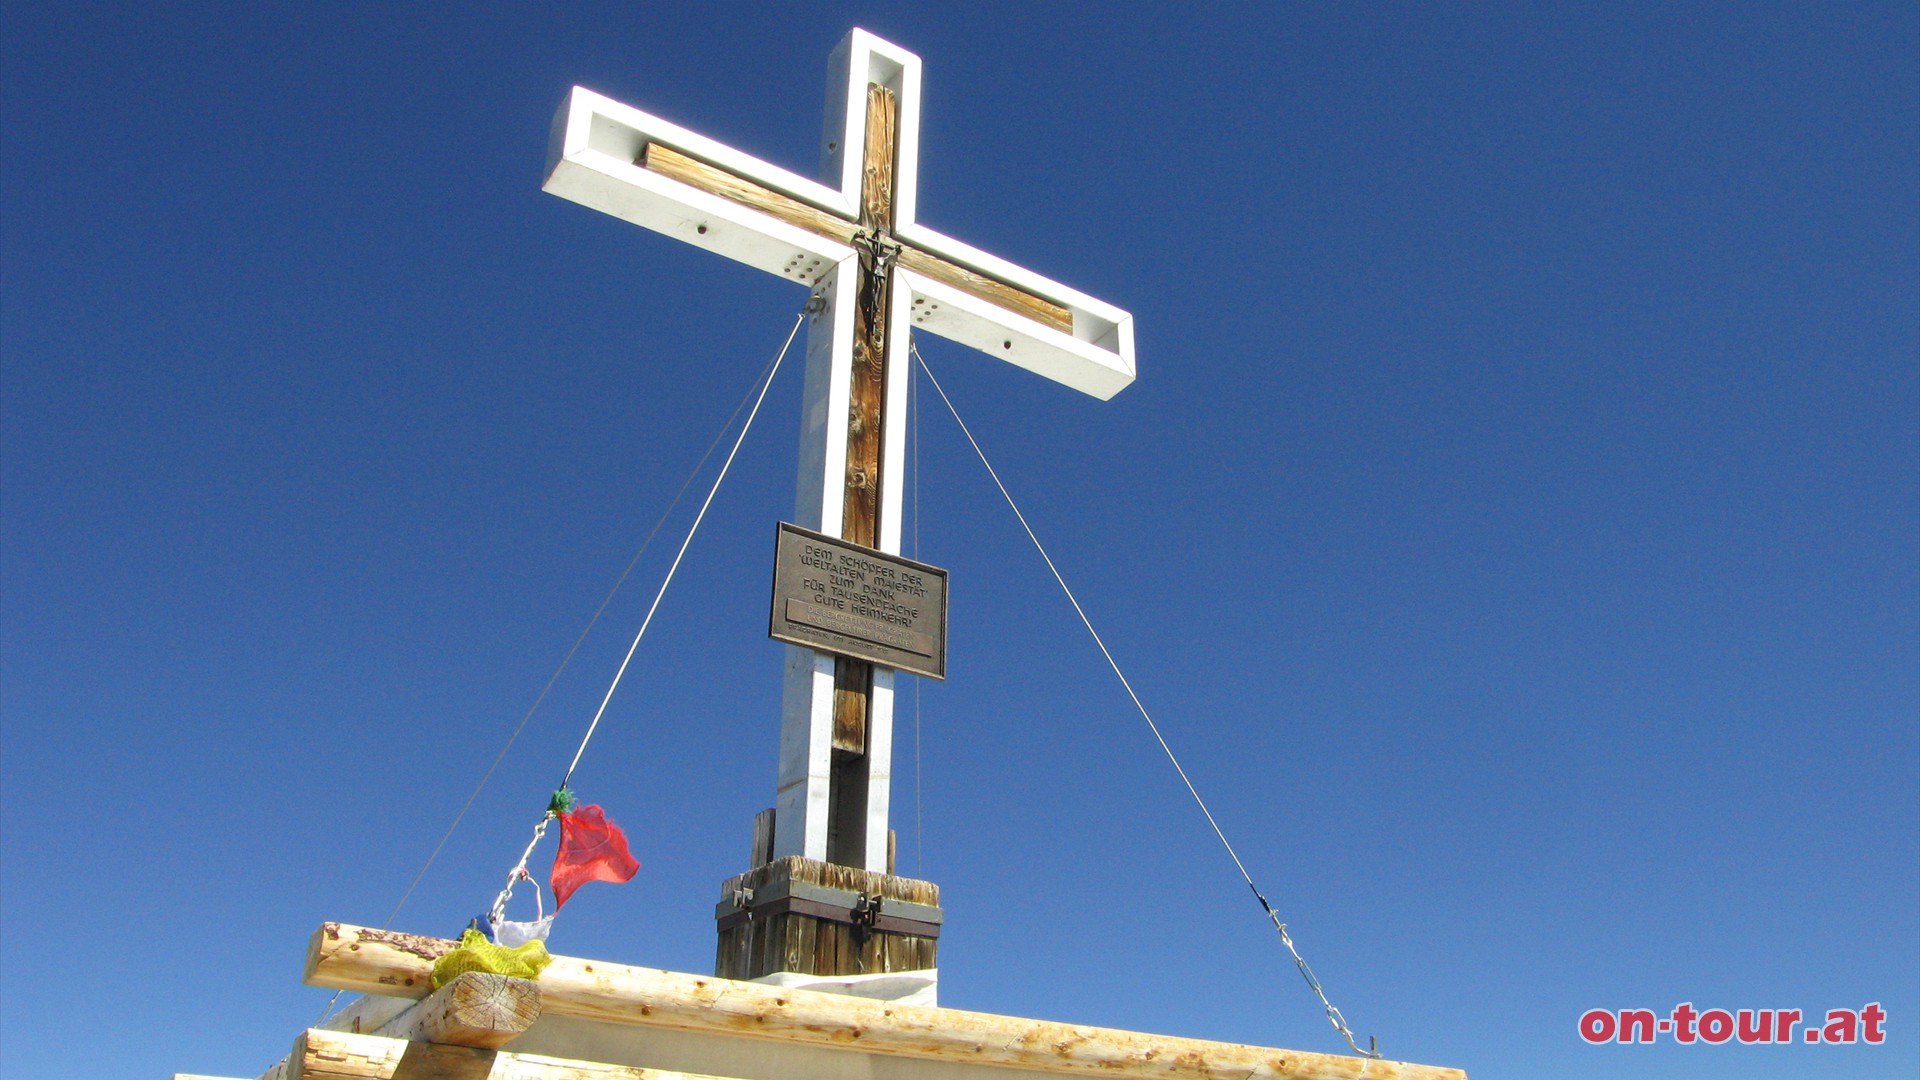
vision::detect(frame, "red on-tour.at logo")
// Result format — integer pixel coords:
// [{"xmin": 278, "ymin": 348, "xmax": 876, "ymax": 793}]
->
[{"xmin": 1579, "ymin": 1003, "xmax": 1886, "ymax": 1045}]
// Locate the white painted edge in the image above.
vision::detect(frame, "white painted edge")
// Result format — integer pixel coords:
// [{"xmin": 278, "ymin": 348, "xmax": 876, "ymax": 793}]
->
[
  {"xmin": 900, "ymin": 222, "xmax": 1136, "ymax": 356},
  {"xmin": 823, "ymin": 29, "xmax": 925, "ymax": 234},
  {"xmin": 750, "ymin": 967, "xmax": 936, "ymax": 1007},
  {"xmin": 862, "ymin": 666, "xmax": 894, "ymax": 872},
  {"xmin": 902, "ymin": 267, "xmax": 1135, "ymax": 400},
  {"xmin": 775, "ymin": 260, "xmax": 863, "ymax": 865},
  {"xmin": 544, "ymin": 149, "xmax": 848, "ymax": 288},
  {"xmin": 553, "ymin": 86, "xmax": 855, "ymax": 218},
  {"xmin": 775, "ymin": 645, "xmax": 836, "ymax": 863}
]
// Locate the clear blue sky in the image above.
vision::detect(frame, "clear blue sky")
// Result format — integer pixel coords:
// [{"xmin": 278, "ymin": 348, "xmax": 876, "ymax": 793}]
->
[{"xmin": 3, "ymin": 3, "xmax": 1915, "ymax": 1078}]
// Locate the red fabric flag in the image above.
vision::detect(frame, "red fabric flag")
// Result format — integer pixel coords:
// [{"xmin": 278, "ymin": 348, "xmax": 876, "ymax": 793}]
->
[{"xmin": 550, "ymin": 804, "xmax": 639, "ymax": 911}]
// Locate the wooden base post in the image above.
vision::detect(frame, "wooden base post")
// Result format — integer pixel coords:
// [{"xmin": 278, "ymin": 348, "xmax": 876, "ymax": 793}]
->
[{"xmin": 715, "ymin": 852, "xmax": 939, "ymax": 981}]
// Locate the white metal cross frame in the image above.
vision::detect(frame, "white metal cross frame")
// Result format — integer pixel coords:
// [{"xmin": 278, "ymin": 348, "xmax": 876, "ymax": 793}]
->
[{"xmin": 544, "ymin": 29, "xmax": 1135, "ymax": 872}]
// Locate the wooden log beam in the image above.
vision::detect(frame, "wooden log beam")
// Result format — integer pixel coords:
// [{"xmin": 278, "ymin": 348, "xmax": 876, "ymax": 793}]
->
[
  {"xmin": 307, "ymin": 924, "xmax": 1466, "ymax": 1080},
  {"xmin": 255, "ymin": 972, "xmax": 541, "ymax": 1078},
  {"xmin": 287, "ymin": 1027, "xmax": 702, "ymax": 1080},
  {"xmin": 385, "ymin": 971, "xmax": 541, "ymax": 1048},
  {"xmin": 308, "ymin": 974, "xmax": 539, "ymax": 1047}
]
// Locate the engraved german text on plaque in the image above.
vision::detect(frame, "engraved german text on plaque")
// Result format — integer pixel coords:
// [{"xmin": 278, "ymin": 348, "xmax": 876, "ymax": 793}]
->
[{"xmin": 769, "ymin": 522, "xmax": 948, "ymax": 680}]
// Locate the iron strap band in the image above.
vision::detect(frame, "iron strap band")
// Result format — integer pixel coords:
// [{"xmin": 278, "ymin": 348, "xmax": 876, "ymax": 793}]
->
[
  {"xmin": 715, "ymin": 878, "xmax": 943, "ymax": 924},
  {"xmin": 715, "ymin": 894, "xmax": 942, "ymax": 938}
]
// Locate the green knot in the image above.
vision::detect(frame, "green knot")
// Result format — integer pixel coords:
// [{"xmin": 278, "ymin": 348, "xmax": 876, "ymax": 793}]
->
[{"xmin": 547, "ymin": 787, "xmax": 577, "ymax": 816}]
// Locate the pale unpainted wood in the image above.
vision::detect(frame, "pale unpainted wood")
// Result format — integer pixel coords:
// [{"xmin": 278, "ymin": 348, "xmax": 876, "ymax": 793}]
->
[
  {"xmin": 288, "ymin": 1027, "xmax": 677, "ymax": 1080},
  {"xmin": 382, "ymin": 971, "xmax": 541, "ymax": 1049},
  {"xmin": 308, "ymin": 923, "xmax": 1467, "ymax": 1080},
  {"xmin": 257, "ymin": 972, "xmax": 541, "ymax": 1078}
]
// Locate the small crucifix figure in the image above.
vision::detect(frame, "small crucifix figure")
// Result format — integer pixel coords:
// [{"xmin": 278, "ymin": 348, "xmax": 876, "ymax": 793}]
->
[{"xmin": 545, "ymin": 30, "xmax": 1132, "ymax": 919}]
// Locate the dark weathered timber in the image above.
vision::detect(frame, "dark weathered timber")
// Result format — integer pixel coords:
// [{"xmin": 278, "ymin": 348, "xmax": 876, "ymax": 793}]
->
[
  {"xmin": 825, "ymin": 746, "xmax": 868, "ymax": 867},
  {"xmin": 715, "ymin": 856, "xmax": 940, "ymax": 980},
  {"xmin": 829, "ymin": 84, "xmax": 898, "ymax": 770},
  {"xmin": 842, "ymin": 82, "xmax": 897, "ymax": 550},
  {"xmin": 750, "ymin": 808, "xmax": 775, "ymax": 868}
]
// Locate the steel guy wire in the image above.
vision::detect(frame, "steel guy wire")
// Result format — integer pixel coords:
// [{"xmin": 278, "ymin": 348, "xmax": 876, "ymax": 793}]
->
[
  {"xmin": 912, "ymin": 341, "xmax": 1380, "ymax": 1060},
  {"xmin": 558, "ymin": 309, "xmax": 805, "ymax": 790},
  {"xmin": 911, "ymin": 359, "xmax": 925, "ymax": 879},
  {"xmin": 315, "ymin": 310, "xmax": 805, "ymax": 1026}
]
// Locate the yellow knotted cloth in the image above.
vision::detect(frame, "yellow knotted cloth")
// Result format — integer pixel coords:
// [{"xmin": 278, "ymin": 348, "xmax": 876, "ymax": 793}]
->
[{"xmin": 429, "ymin": 928, "xmax": 552, "ymax": 989}]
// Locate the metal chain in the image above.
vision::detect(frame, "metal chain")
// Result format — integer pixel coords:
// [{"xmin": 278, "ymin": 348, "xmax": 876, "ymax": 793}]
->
[
  {"xmin": 489, "ymin": 812, "xmax": 556, "ymax": 926},
  {"xmin": 1252, "ymin": 887, "xmax": 1376, "ymax": 1057}
]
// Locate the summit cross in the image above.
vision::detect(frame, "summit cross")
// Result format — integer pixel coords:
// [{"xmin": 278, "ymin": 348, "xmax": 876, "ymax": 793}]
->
[{"xmin": 544, "ymin": 29, "xmax": 1135, "ymax": 874}]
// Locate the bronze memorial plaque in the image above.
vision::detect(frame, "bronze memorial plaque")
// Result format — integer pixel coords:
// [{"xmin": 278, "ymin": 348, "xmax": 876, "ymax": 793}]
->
[{"xmin": 769, "ymin": 522, "xmax": 948, "ymax": 680}]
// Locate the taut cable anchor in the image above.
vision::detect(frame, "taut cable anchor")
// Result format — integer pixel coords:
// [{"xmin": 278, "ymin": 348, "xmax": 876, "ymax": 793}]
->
[
  {"xmin": 1257, "ymin": 891, "xmax": 1379, "ymax": 1059},
  {"xmin": 555, "ymin": 309, "xmax": 807, "ymax": 794}
]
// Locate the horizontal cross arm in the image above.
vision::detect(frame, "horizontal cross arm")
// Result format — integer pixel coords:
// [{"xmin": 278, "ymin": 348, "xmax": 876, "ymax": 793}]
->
[
  {"xmin": 544, "ymin": 83, "xmax": 1135, "ymax": 400},
  {"xmin": 642, "ymin": 143, "xmax": 1071, "ymax": 333}
]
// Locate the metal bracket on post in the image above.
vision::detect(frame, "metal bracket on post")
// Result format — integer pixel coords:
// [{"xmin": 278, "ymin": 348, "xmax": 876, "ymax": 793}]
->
[
  {"xmin": 715, "ymin": 878, "xmax": 942, "ymax": 938},
  {"xmin": 851, "ymin": 230, "xmax": 903, "ymax": 281}
]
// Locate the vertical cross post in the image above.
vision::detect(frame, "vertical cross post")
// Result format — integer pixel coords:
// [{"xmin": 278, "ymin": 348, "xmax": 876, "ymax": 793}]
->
[
  {"xmin": 776, "ymin": 43, "xmax": 918, "ymax": 877},
  {"xmin": 822, "ymin": 83, "xmax": 900, "ymax": 867}
]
